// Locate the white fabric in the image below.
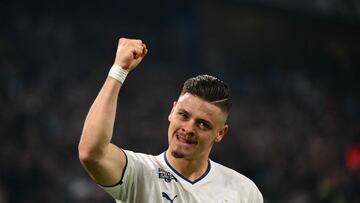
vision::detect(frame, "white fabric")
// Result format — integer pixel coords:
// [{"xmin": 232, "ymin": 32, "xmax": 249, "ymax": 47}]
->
[
  {"xmin": 108, "ymin": 64, "xmax": 128, "ymax": 84},
  {"xmin": 100, "ymin": 150, "xmax": 263, "ymax": 203}
]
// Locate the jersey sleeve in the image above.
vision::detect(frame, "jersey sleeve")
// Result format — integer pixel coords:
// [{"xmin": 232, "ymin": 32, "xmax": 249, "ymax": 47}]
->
[
  {"xmin": 247, "ymin": 182, "xmax": 264, "ymax": 203},
  {"xmin": 99, "ymin": 150, "xmax": 153, "ymax": 202}
]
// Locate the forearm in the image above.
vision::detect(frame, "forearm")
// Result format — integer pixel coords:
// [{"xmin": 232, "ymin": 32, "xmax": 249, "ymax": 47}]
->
[{"xmin": 79, "ymin": 77, "xmax": 121, "ymax": 161}]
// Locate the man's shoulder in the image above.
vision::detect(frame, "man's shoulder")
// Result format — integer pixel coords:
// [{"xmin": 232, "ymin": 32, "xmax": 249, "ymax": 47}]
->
[
  {"xmin": 210, "ymin": 161, "xmax": 263, "ymax": 202},
  {"xmin": 124, "ymin": 149, "xmax": 163, "ymax": 156},
  {"xmin": 123, "ymin": 149, "xmax": 157, "ymax": 157},
  {"xmin": 123, "ymin": 149, "xmax": 163, "ymax": 165},
  {"xmin": 210, "ymin": 160, "xmax": 258, "ymax": 188}
]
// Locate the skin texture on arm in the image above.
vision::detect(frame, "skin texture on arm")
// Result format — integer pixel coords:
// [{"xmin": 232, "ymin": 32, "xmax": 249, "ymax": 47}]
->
[{"xmin": 78, "ymin": 38, "xmax": 147, "ymax": 186}]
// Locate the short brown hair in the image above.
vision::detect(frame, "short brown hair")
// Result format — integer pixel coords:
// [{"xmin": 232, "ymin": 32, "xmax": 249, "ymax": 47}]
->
[{"xmin": 180, "ymin": 75, "xmax": 231, "ymax": 113}]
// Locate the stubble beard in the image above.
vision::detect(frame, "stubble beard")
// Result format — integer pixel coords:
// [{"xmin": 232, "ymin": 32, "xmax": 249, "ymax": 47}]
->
[{"xmin": 171, "ymin": 150, "xmax": 185, "ymax": 159}]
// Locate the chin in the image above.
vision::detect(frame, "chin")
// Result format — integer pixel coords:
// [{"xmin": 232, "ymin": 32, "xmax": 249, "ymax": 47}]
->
[{"xmin": 171, "ymin": 149, "xmax": 186, "ymax": 159}]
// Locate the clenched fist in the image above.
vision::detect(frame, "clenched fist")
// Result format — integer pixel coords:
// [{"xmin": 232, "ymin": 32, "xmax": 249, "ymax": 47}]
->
[{"xmin": 114, "ymin": 38, "xmax": 148, "ymax": 71}]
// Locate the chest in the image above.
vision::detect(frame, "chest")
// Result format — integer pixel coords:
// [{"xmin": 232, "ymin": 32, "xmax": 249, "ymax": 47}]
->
[{"xmin": 136, "ymin": 167, "xmax": 239, "ymax": 203}]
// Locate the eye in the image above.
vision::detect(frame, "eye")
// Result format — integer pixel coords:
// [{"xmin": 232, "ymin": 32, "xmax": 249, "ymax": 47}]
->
[
  {"xmin": 178, "ymin": 112, "xmax": 188, "ymax": 120},
  {"xmin": 198, "ymin": 121, "xmax": 210, "ymax": 130}
]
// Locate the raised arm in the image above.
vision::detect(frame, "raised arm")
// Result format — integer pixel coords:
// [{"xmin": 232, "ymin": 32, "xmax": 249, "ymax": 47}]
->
[{"xmin": 78, "ymin": 38, "xmax": 147, "ymax": 186}]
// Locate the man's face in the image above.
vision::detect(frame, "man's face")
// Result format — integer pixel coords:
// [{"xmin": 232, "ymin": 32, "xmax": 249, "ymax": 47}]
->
[{"xmin": 167, "ymin": 93, "xmax": 228, "ymax": 160}]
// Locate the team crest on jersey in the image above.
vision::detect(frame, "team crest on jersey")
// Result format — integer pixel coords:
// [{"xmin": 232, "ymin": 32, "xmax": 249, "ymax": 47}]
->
[{"xmin": 158, "ymin": 168, "xmax": 178, "ymax": 183}]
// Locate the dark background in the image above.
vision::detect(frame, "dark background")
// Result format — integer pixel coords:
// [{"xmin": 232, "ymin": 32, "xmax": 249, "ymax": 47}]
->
[{"xmin": 1, "ymin": 0, "xmax": 360, "ymax": 202}]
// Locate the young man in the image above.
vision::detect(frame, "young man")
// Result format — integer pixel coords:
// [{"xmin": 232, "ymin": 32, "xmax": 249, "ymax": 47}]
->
[{"xmin": 78, "ymin": 38, "xmax": 263, "ymax": 203}]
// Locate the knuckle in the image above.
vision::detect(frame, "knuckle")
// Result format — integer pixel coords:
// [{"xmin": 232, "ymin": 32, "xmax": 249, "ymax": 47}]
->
[
  {"xmin": 132, "ymin": 39, "xmax": 142, "ymax": 45},
  {"xmin": 119, "ymin": 38, "xmax": 128, "ymax": 44}
]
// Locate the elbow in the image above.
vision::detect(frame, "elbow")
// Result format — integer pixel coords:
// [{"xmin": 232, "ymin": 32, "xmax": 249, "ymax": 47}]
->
[
  {"xmin": 78, "ymin": 144, "xmax": 92, "ymax": 164},
  {"xmin": 78, "ymin": 142, "xmax": 102, "ymax": 165},
  {"xmin": 78, "ymin": 145, "xmax": 89, "ymax": 163}
]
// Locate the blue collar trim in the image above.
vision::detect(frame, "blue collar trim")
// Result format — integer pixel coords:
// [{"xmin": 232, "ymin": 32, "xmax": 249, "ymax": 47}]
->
[{"xmin": 163, "ymin": 152, "xmax": 211, "ymax": 185}]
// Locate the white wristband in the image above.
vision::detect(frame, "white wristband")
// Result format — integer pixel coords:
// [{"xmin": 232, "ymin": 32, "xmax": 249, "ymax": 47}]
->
[{"xmin": 108, "ymin": 64, "xmax": 129, "ymax": 84}]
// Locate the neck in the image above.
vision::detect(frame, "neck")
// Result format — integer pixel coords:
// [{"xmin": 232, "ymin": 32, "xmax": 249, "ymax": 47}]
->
[{"xmin": 165, "ymin": 150, "xmax": 210, "ymax": 181}]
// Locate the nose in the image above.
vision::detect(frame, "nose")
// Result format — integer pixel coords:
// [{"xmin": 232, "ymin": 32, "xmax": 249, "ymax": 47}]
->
[{"xmin": 181, "ymin": 120, "xmax": 195, "ymax": 136}]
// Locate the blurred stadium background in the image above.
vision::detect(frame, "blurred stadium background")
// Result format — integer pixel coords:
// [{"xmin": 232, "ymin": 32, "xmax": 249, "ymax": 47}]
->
[{"xmin": 1, "ymin": 0, "xmax": 360, "ymax": 202}]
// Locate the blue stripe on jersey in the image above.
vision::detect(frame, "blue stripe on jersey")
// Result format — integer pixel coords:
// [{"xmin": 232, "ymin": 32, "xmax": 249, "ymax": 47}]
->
[{"xmin": 163, "ymin": 152, "xmax": 211, "ymax": 185}]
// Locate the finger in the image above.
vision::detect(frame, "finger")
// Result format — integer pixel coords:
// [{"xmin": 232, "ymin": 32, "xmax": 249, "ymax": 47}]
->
[
  {"xmin": 131, "ymin": 39, "xmax": 143, "ymax": 47},
  {"xmin": 132, "ymin": 55, "xmax": 145, "ymax": 67},
  {"xmin": 141, "ymin": 43, "xmax": 147, "ymax": 54},
  {"xmin": 143, "ymin": 47, "xmax": 148, "ymax": 56},
  {"xmin": 132, "ymin": 46, "xmax": 144, "ymax": 59}
]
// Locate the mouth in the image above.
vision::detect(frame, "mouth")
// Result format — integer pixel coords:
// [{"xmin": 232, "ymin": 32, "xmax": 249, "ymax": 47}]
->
[{"xmin": 176, "ymin": 133, "xmax": 197, "ymax": 145}]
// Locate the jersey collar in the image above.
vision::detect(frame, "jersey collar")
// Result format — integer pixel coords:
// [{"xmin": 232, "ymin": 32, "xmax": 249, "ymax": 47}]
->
[{"xmin": 163, "ymin": 152, "xmax": 211, "ymax": 185}]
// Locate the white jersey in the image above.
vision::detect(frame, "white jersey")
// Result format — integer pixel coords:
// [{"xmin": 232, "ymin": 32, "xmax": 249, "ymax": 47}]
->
[{"xmin": 100, "ymin": 150, "xmax": 263, "ymax": 203}]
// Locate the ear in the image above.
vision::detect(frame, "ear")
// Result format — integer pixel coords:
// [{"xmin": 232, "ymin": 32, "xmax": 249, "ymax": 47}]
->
[
  {"xmin": 215, "ymin": 124, "xmax": 228, "ymax": 143},
  {"xmin": 168, "ymin": 101, "xmax": 177, "ymax": 122}
]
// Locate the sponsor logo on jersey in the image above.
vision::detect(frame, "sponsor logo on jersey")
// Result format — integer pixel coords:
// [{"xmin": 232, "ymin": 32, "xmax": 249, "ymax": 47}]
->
[
  {"xmin": 158, "ymin": 168, "xmax": 178, "ymax": 183},
  {"xmin": 162, "ymin": 192, "xmax": 178, "ymax": 203}
]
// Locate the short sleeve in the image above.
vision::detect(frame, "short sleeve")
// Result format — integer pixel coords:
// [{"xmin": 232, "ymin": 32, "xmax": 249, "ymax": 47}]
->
[
  {"xmin": 248, "ymin": 182, "xmax": 263, "ymax": 203},
  {"xmin": 99, "ymin": 150, "xmax": 155, "ymax": 202}
]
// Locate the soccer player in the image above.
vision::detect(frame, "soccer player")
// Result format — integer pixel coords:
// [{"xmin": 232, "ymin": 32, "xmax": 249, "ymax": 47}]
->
[{"xmin": 78, "ymin": 38, "xmax": 263, "ymax": 203}]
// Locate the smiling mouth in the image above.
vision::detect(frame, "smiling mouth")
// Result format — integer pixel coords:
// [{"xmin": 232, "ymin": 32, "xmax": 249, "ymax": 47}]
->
[{"xmin": 176, "ymin": 133, "xmax": 197, "ymax": 145}]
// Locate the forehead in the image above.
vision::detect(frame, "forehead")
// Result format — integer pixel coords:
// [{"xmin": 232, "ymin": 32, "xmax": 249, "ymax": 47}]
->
[{"xmin": 176, "ymin": 93, "xmax": 226, "ymax": 124}]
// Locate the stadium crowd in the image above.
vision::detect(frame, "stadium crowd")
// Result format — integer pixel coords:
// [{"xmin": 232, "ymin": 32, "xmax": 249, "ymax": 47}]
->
[{"xmin": 1, "ymin": 1, "xmax": 359, "ymax": 202}]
